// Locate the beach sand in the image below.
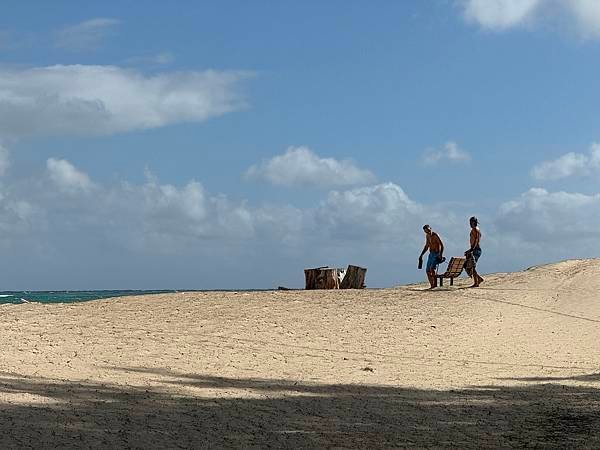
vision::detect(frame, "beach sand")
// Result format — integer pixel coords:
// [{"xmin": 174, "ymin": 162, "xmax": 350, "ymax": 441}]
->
[{"xmin": 1, "ymin": 259, "xmax": 599, "ymax": 448}]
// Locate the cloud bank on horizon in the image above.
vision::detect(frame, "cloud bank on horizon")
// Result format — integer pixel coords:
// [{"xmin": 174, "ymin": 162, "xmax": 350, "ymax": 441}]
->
[{"xmin": 1, "ymin": 147, "xmax": 597, "ymax": 289}]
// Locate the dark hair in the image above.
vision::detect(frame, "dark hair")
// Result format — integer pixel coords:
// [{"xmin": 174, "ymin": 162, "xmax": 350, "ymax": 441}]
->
[
  {"xmin": 423, "ymin": 224, "xmax": 431, "ymax": 231},
  {"xmin": 469, "ymin": 216, "xmax": 478, "ymax": 225}
]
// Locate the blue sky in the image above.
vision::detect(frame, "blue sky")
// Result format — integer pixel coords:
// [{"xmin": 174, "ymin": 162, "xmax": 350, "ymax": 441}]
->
[{"xmin": 1, "ymin": 0, "xmax": 600, "ymax": 289}]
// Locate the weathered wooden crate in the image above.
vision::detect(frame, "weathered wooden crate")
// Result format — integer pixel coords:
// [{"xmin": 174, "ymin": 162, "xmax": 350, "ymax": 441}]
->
[{"xmin": 304, "ymin": 265, "xmax": 366, "ymax": 290}]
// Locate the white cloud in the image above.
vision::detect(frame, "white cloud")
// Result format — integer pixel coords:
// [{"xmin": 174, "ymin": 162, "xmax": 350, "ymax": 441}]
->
[
  {"xmin": 531, "ymin": 142, "xmax": 600, "ymax": 180},
  {"xmin": 42, "ymin": 161, "xmax": 255, "ymax": 243},
  {"xmin": 46, "ymin": 158, "xmax": 94, "ymax": 193},
  {"xmin": 128, "ymin": 175, "xmax": 255, "ymax": 240},
  {"xmin": 56, "ymin": 18, "xmax": 120, "ymax": 51},
  {"xmin": 314, "ymin": 183, "xmax": 427, "ymax": 241},
  {"xmin": 0, "ymin": 65, "xmax": 250, "ymax": 138},
  {"xmin": 0, "ymin": 198, "xmax": 38, "ymax": 243},
  {"xmin": 496, "ymin": 187, "xmax": 600, "ymax": 242},
  {"xmin": 531, "ymin": 152, "xmax": 588, "ymax": 180},
  {"xmin": 423, "ymin": 141, "xmax": 471, "ymax": 165},
  {"xmin": 245, "ymin": 146, "xmax": 376, "ymax": 188},
  {"xmin": 463, "ymin": 0, "xmax": 542, "ymax": 30},
  {"xmin": 567, "ymin": 0, "xmax": 600, "ymax": 37},
  {"xmin": 6, "ymin": 199, "xmax": 36, "ymax": 222},
  {"xmin": 462, "ymin": 0, "xmax": 600, "ymax": 38}
]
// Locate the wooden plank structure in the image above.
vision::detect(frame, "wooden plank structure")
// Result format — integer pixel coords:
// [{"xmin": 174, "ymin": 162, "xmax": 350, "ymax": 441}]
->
[
  {"xmin": 304, "ymin": 265, "xmax": 367, "ymax": 290},
  {"xmin": 304, "ymin": 267, "xmax": 342, "ymax": 290},
  {"xmin": 436, "ymin": 257, "xmax": 466, "ymax": 287},
  {"xmin": 340, "ymin": 265, "xmax": 367, "ymax": 289}
]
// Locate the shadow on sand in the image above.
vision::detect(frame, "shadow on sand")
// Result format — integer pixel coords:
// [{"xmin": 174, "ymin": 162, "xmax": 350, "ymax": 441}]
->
[{"xmin": 0, "ymin": 367, "xmax": 599, "ymax": 448}]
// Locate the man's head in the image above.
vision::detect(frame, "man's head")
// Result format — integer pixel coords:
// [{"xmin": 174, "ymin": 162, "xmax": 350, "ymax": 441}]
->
[
  {"xmin": 469, "ymin": 216, "xmax": 478, "ymax": 228},
  {"xmin": 423, "ymin": 224, "xmax": 431, "ymax": 234}
]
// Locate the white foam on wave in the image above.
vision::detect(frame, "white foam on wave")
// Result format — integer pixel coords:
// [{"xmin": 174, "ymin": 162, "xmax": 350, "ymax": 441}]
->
[{"xmin": 0, "ymin": 295, "xmax": 13, "ymax": 297}]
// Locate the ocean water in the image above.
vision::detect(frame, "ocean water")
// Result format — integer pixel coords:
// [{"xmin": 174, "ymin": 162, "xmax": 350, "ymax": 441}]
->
[{"xmin": 0, "ymin": 290, "xmax": 177, "ymax": 305}]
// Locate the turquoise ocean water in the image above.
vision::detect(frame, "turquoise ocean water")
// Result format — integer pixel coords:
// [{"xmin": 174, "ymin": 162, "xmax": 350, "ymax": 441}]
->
[{"xmin": 0, "ymin": 290, "xmax": 177, "ymax": 305}]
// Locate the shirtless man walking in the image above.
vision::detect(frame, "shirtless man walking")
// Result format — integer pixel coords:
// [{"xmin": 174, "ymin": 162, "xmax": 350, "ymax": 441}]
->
[
  {"xmin": 465, "ymin": 216, "xmax": 484, "ymax": 288},
  {"xmin": 419, "ymin": 224, "xmax": 444, "ymax": 289}
]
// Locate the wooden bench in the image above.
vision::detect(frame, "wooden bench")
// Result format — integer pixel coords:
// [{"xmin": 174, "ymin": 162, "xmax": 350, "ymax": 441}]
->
[{"xmin": 436, "ymin": 257, "xmax": 466, "ymax": 287}]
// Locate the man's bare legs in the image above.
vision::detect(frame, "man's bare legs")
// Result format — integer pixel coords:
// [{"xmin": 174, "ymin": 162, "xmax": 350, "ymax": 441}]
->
[
  {"xmin": 427, "ymin": 270, "xmax": 437, "ymax": 289},
  {"xmin": 471, "ymin": 268, "xmax": 484, "ymax": 287}
]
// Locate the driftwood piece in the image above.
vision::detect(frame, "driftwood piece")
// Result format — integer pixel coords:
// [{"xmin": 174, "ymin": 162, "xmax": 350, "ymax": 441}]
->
[
  {"xmin": 304, "ymin": 267, "xmax": 342, "ymax": 290},
  {"xmin": 340, "ymin": 265, "xmax": 367, "ymax": 289}
]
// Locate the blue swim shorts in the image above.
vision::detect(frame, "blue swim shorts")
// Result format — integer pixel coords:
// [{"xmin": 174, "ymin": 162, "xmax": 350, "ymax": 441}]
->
[{"xmin": 426, "ymin": 251, "xmax": 441, "ymax": 272}]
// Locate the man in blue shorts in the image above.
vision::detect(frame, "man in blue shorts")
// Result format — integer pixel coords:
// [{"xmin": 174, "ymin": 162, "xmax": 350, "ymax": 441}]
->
[{"xmin": 418, "ymin": 224, "xmax": 445, "ymax": 289}]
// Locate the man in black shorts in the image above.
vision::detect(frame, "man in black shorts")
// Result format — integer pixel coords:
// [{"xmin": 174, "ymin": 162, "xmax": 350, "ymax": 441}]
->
[{"xmin": 465, "ymin": 216, "xmax": 483, "ymax": 288}]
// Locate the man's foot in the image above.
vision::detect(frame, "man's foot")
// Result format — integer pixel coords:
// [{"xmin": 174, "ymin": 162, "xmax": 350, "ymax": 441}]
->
[
  {"xmin": 478, "ymin": 276, "xmax": 484, "ymax": 285},
  {"xmin": 470, "ymin": 283, "xmax": 480, "ymax": 288}
]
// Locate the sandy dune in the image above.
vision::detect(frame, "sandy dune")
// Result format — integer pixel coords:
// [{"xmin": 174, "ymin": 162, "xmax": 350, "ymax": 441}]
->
[{"xmin": 1, "ymin": 259, "xmax": 599, "ymax": 448}]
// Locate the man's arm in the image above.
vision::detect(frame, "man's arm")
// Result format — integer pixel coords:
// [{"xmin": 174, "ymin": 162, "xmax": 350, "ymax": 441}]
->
[{"xmin": 419, "ymin": 237, "xmax": 429, "ymax": 258}]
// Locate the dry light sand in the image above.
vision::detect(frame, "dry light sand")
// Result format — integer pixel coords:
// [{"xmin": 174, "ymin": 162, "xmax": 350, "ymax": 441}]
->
[{"xmin": 1, "ymin": 259, "xmax": 599, "ymax": 448}]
